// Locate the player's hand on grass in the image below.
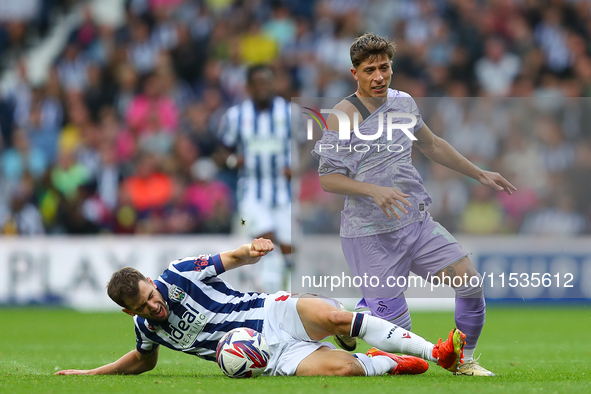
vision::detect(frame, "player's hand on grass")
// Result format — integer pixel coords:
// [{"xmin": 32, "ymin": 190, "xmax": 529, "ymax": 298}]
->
[
  {"xmin": 54, "ymin": 369, "xmax": 93, "ymax": 375},
  {"xmin": 478, "ymin": 170, "xmax": 517, "ymax": 195},
  {"xmin": 370, "ymin": 185, "xmax": 412, "ymax": 220}
]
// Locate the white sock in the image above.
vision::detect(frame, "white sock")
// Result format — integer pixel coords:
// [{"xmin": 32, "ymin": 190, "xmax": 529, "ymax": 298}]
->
[
  {"xmin": 354, "ymin": 353, "xmax": 396, "ymax": 376},
  {"xmin": 464, "ymin": 348, "xmax": 475, "ymax": 361},
  {"xmin": 354, "ymin": 314, "xmax": 436, "ymax": 362}
]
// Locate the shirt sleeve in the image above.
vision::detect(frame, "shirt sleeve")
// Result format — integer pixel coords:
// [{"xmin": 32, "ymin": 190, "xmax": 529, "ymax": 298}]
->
[
  {"xmin": 163, "ymin": 254, "xmax": 225, "ymax": 284},
  {"xmin": 134, "ymin": 319, "xmax": 159, "ymax": 354},
  {"xmin": 397, "ymin": 95, "xmax": 424, "ymax": 134}
]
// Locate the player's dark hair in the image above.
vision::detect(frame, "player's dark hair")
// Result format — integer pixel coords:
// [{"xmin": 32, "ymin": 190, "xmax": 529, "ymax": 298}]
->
[
  {"xmin": 247, "ymin": 64, "xmax": 273, "ymax": 84},
  {"xmin": 350, "ymin": 33, "xmax": 396, "ymax": 68},
  {"xmin": 107, "ymin": 267, "xmax": 147, "ymax": 309}
]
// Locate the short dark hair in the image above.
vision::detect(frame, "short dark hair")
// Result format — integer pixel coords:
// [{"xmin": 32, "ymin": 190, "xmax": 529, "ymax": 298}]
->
[
  {"xmin": 107, "ymin": 267, "xmax": 147, "ymax": 308},
  {"xmin": 350, "ymin": 33, "xmax": 396, "ymax": 68},
  {"xmin": 247, "ymin": 64, "xmax": 273, "ymax": 84}
]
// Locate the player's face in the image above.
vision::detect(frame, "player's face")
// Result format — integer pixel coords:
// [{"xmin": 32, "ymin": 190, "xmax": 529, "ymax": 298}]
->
[
  {"xmin": 123, "ymin": 278, "xmax": 169, "ymax": 321},
  {"xmin": 351, "ymin": 54, "xmax": 392, "ymax": 97},
  {"xmin": 248, "ymin": 69, "xmax": 274, "ymax": 106}
]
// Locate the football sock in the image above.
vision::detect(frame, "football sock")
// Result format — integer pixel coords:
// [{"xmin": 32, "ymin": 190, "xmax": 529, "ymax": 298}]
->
[
  {"xmin": 351, "ymin": 313, "xmax": 436, "ymax": 362},
  {"xmin": 353, "ymin": 353, "xmax": 396, "ymax": 376},
  {"xmin": 454, "ymin": 274, "xmax": 485, "ymax": 351},
  {"xmin": 389, "ymin": 308, "xmax": 412, "ymax": 331},
  {"xmin": 463, "ymin": 347, "xmax": 475, "ymax": 362},
  {"xmin": 367, "ymin": 297, "xmax": 412, "ymax": 331}
]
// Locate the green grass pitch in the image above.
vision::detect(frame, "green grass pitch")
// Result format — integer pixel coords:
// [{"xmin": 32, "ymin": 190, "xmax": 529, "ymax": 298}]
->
[{"xmin": 1, "ymin": 306, "xmax": 590, "ymax": 394}]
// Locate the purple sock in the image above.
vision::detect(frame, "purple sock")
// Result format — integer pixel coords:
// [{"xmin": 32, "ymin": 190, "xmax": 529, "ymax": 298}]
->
[
  {"xmin": 454, "ymin": 283, "xmax": 486, "ymax": 350},
  {"xmin": 357, "ymin": 297, "xmax": 412, "ymax": 331}
]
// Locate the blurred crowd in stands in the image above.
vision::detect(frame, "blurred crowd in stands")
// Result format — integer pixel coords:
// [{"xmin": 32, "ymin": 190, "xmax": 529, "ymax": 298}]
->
[{"xmin": 0, "ymin": 0, "xmax": 590, "ymax": 236}]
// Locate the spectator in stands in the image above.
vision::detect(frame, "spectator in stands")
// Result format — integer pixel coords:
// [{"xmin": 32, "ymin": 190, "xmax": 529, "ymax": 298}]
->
[
  {"xmin": 475, "ymin": 36, "xmax": 521, "ymax": 96},
  {"xmin": 161, "ymin": 174, "xmax": 198, "ymax": 234},
  {"xmin": 1, "ymin": 127, "xmax": 47, "ymax": 186},
  {"xmin": 0, "ymin": 175, "xmax": 45, "ymax": 235},
  {"xmin": 127, "ymin": 18, "xmax": 160, "ymax": 75},
  {"xmin": 520, "ymin": 193, "xmax": 586, "ymax": 236},
  {"xmin": 57, "ymin": 180, "xmax": 109, "ymax": 234},
  {"xmin": 170, "ymin": 22, "xmax": 208, "ymax": 85},
  {"xmin": 84, "ymin": 63, "xmax": 116, "ymax": 120},
  {"xmin": 181, "ymin": 101, "xmax": 218, "ymax": 158},
  {"xmin": 122, "ymin": 152, "xmax": 173, "ymax": 213},
  {"xmin": 460, "ymin": 183, "xmax": 505, "ymax": 234},
  {"xmin": 536, "ymin": 116, "xmax": 575, "ymax": 174},
  {"xmin": 534, "ymin": 7, "xmax": 572, "ymax": 73},
  {"xmin": 51, "ymin": 148, "xmax": 91, "ymax": 200},
  {"xmin": 25, "ymin": 102, "xmax": 59, "ymax": 164},
  {"xmin": 114, "ymin": 63, "xmax": 140, "ymax": 118},
  {"xmin": 240, "ymin": 20, "xmax": 279, "ymax": 65},
  {"xmin": 56, "ymin": 42, "xmax": 90, "ymax": 92},
  {"xmin": 183, "ymin": 157, "xmax": 232, "ymax": 234},
  {"xmin": 126, "ymin": 72, "xmax": 179, "ymax": 143}
]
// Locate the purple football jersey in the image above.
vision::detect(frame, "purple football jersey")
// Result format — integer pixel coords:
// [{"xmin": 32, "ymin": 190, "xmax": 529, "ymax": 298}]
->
[{"xmin": 312, "ymin": 89, "xmax": 432, "ymax": 238}]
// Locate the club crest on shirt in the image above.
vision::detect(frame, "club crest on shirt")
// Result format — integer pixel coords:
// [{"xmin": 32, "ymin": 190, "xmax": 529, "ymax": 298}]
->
[{"xmin": 168, "ymin": 284, "xmax": 186, "ymax": 303}]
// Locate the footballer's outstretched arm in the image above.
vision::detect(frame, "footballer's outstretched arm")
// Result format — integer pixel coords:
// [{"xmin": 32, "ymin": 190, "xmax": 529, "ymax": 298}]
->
[
  {"xmin": 413, "ymin": 124, "xmax": 517, "ymax": 195},
  {"xmin": 219, "ymin": 238, "xmax": 274, "ymax": 271},
  {"xmin": 55, "ymin": 347, "xmax": 159, "ymax": 375}
]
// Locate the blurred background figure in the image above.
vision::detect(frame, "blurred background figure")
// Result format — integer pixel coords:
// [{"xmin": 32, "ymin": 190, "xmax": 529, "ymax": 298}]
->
[{"xmin": 218, "ymin": 64, "xmax": 293, "ymax": 292}]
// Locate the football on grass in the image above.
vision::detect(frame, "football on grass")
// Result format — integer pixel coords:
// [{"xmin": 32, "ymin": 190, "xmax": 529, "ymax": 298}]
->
[{"xmin": 216, "ymin": 327, "xmax": 270, "ymax": 378}]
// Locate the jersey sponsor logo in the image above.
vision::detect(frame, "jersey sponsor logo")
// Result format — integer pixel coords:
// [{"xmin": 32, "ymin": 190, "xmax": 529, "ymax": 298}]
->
[
  {"xmin": 168, "ymin": 284, "xmax": 186, "ymax": 303},
  {"xmin": 168, "ymin": 307, "xmax": 208, "ymax": 349},
  {"xmin": 247, "ymin": 136, "xmax": 284, "ymax": 154},
  {"xmin": 275, "ymin": 294, "xmax": 290, "ymax": 302}
]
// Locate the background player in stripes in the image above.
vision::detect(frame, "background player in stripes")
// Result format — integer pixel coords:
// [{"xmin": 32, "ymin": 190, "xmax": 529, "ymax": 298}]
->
[
  {"xmin": 218, "ymin": 64, "xmax": 293, "ymax": 292},
  {"xmin": 55, "ymin": 238, "xmax": 466, "ymax": 377}
]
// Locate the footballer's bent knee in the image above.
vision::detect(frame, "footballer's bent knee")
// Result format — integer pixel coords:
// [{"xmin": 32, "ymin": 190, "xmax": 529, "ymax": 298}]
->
[{"xmin": 326, "ymin": 310, "xmax": 354, "ymax": 335}]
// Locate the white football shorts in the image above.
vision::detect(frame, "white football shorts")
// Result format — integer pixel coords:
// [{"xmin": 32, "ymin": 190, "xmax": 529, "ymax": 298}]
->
[{"xmin": 262, "ymin": 291, "xmax": 338, "ymax": 376}]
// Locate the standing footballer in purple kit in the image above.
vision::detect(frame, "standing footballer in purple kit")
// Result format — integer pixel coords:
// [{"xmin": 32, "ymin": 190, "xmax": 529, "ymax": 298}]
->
[{"xmin": 312, "ymin": 33, "xmax": 517, "ymax": 376}]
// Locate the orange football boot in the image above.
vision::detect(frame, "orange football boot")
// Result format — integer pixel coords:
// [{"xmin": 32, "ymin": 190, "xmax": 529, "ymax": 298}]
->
[
  {"xmin": 366, "ymin": 347, "xmax": 429, "ymax": 375},
  {"xmin": 432, "ymin": 328, "xmax": 466, "ymax": 372}
]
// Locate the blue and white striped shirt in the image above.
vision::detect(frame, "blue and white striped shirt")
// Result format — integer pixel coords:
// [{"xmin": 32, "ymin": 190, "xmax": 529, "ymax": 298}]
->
[
  {"xmin": 134, "ymin": 255, "xmax": 268, "ymax": 361},
  {"xmin": 219, "ymin": 96, "xmax": 291, "ymax": 206}
]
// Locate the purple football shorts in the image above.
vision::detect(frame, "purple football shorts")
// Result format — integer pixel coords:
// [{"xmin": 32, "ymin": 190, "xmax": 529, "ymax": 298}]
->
[{"xmin": 340, "ymin": 212, "xmax": 469, "ymax": 314}]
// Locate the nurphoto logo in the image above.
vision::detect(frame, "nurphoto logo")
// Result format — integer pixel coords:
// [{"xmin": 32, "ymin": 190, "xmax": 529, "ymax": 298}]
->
[{"xmin": 303, "ymin": 107, "xmax": 418, "ymax": 153}]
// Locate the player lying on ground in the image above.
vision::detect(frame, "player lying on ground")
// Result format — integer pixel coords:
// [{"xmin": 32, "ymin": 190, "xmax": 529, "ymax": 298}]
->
[{"xmin": 55, "ymin": 238, "xmax": 465, "ymax": 377}]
